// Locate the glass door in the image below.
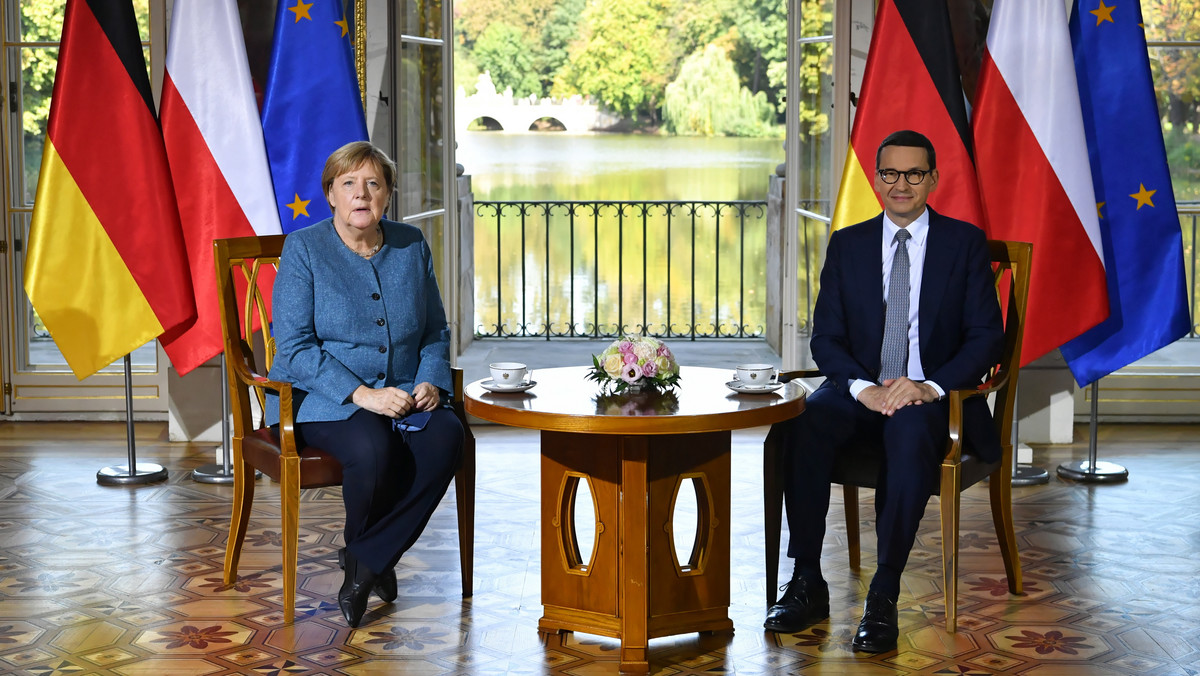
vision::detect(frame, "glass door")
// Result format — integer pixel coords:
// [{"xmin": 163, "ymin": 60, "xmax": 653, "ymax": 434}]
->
[{"xmin": 1, "ymin": 0, "xmax": 169, "ymax": 415}]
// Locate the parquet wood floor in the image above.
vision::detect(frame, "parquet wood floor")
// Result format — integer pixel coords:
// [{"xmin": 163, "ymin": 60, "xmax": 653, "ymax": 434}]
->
[{"xmin": 0, "ymin": 420, "xmax": 1197, "ymax": 675}]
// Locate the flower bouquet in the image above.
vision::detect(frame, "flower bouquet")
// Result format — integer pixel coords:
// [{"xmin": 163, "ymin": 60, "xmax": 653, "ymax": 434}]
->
[{"xmin": 586, "ymin": 336, "xmax": 681, "ymax": 394}]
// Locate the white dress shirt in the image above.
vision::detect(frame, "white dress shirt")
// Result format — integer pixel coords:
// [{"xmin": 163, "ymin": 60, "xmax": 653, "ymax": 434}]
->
[{"xmin": 849, "ymin": 209, "xmax": 945, "ymax": 401}]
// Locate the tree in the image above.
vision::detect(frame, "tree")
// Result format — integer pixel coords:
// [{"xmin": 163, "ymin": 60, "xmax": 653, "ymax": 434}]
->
[
  {"xmin": 473, "ymin": 22, "xmax": 542, "ymax": 99},
  {"xmin": 556, "ymin": 0, "xmax": 672, "ymax": 120},
  {"xmin": 662, "ymin": 43, "xmax": 775, "ymax": 136},
  {"xmin": 1144, "ymin": 0, "xmax": 1200, "ymax": 132},
  {"xmin": 536, "ymin": 0, "xmax": 586, "ymax": 97}
]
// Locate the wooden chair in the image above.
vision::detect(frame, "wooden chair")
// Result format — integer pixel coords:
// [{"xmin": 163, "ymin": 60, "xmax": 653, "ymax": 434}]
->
[
  {"xmin": 763, "ymin": 239, "xmax": 1031, "ymax": 631},
  {"xmin": 213, "ymin": 234, "xmax": 475, "ymax": 623}
]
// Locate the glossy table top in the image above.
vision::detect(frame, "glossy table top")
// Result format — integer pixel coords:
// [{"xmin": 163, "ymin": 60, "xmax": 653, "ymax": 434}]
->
[{"xmin": 465, "ymin": 365, "xmax": 806, "ymax": 435}]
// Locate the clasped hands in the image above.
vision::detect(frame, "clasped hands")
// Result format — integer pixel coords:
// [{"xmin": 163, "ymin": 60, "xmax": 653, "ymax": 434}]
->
[
  {"xmin": 859, "ymin": 377, "xmax": 939, "ymax": 416},
  {"xmin": 352, "ymin": 382, "xmax": 441, "ymax": 418}
]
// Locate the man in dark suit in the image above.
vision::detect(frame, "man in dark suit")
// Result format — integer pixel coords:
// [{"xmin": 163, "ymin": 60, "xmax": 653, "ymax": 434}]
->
[{"xmin": 764, "ymin": 130, "xmax": 1004, "ymax": 652}]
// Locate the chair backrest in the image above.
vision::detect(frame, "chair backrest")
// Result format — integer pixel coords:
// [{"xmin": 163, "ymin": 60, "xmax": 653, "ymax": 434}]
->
[
  {"xmin": 985, "ymin": 240, "xmax": 1033, "ymax": 451},
  {"xmin": 213, "ymin": 234, "xmax": 287, "ymax": 439}
]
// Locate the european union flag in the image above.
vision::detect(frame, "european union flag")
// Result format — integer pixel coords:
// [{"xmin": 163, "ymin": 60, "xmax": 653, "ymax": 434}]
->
[
  {"xmin": 262, "ymin": 0, "xmax": 368, "ymax": 234},
  {"xmin": 1060, "ymin": 0, "xmax": 1190, "ymax": 386}
]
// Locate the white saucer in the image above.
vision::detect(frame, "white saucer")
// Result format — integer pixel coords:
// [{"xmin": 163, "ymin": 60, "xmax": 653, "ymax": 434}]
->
[
  {"xmin": 480, "ymin": 378, "xmax": 536, "ymax": 393},
  {"xmin": 725, "ymin": 380, "xmax": 782, "ymax": 394}
]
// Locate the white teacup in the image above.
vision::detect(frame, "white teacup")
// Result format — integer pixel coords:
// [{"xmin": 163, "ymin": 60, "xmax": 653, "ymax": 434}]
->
[
  {"xmin": 734, "ymin": 363, "xmax": 776, "ymax": 387},
  {"xmin": 489, "ymin": 362, "xmax": 528, "ymax": 388}
]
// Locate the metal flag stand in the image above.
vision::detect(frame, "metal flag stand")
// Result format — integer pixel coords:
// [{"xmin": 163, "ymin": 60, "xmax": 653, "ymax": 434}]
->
[
  {"xmin": 1057, "ymin": 379, "xmax": 1128, "ymax": 482},
  {"xmin": 96, "ymin": 355, "xmax": 169, "ymax": 486},
  {"xmin": 192, "ymin": 355, "xmax": 236, "ymax": 484},
  {"xmin": 1011, "ymin": 387, "xmax": 1050, "ymax": 486}
]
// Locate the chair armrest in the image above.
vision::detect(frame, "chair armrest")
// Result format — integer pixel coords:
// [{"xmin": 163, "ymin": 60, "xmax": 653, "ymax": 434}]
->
[
  {"xmin": 778, "ymin": 368, "xmax": 823, "ymax": 382},
  {"xmin": 227, "ymin": 360, "xmax": 302, "ymax": 459},
  {"xmin": 944, "ymin": 366, "xmax": 1011, "ymax": 464}
]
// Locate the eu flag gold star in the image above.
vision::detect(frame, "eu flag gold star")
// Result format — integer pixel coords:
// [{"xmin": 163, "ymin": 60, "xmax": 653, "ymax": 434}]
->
[
  {"xmin": 336, "ymin": 15, "xmax": 350, "ymax": 37},
  {"xmin": 289, "ymin": 0, "xmax": 314, "ymax": 22},
  {"xmin": 1096, "ymin": 201, "xmax": 1106, "ymax": 219},
  {"xmin": 1129, "ymin": 183, "xmax": 1156, "ymax": 210},
  {"xmin": 286, "ymin": 193, "xmax": 311, "ymax": 219},
  {"xmin": 1091, "ymin": 0, "xmax": 1116, "ymax": 25}
]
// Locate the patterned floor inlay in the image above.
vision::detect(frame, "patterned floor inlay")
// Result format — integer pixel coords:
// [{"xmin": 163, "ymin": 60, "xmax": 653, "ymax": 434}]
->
[{"xmin": 0, "ymin": 421, "xmax": 1198, "ymax": 674}]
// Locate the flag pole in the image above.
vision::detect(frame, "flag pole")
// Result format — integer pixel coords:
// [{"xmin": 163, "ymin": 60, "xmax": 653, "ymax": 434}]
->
[
  {"xmin": 96, "ymin": 355, "xmax": 168, "ymax": 486},
  {"xmin": 1056, "ymin": 379, "xmax": 1128, "ymax": 482},
  {"xmin": 192, "ymin": 354, "xmax": 236, "ymax": 484}
]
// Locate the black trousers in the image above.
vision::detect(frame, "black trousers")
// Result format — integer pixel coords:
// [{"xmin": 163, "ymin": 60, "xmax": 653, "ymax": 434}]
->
[
  {"xmin": 782, "ymin": 382, "xmax": 946, "ymax": 591},
  {"xmin": 297, "ymin": 407, "xmax": 463, "ymax": 576}
]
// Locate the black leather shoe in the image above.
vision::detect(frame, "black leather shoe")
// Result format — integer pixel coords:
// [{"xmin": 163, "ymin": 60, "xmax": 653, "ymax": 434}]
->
[
  {"xmin": 338, "ymin": 548, "xmax": 398, "ymax": 603},
  {"xmin": 851, "ymin": 591, "xmax": 899, "ymax": 652},
  {"xmin": 763, "ymin": 577, "xmax": 830, "ymax": 632},
  {"xmin": 338, "ymin": 549, "xmax": 377, "ymax": 628}
]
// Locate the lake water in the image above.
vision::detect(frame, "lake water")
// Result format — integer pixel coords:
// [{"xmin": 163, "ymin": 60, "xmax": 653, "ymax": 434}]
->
[
  {"xmin": 456, "ymin": 132, "xmax": 785, "ymax": 202},
  {"xmin": 456, "ymin": 132, "xmax": 786, "ymax": 339}
]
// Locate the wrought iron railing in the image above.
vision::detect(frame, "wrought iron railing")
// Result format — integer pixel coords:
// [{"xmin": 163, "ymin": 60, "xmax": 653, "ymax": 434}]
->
[{"xmin": 474, "ymin": 200, "xmax": 768, "ymax": 339}]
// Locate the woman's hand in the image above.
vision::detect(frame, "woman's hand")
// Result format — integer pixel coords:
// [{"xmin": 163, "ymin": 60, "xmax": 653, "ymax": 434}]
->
[
  {"xmin": 351, "ymin": 385, "xmax": 415, "ymax": 418},
  {"xmin": 412, "ymin": 382, "xmax": 442, "ymax": 412}
]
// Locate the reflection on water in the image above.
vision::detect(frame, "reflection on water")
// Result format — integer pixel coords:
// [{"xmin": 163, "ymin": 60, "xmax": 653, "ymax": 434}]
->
[
  {"xmin": 456, "ymin": 132, "xmax": 783, "ymax": 202},
  {"xmin": 459, "ymin": 133, "xmax": 783, "ymax": 338}
]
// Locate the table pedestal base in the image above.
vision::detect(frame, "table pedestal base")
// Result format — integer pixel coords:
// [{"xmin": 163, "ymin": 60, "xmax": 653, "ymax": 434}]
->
[{"xmin": 539, "ymin": 430, "xmax": 733, "ymax": 673}]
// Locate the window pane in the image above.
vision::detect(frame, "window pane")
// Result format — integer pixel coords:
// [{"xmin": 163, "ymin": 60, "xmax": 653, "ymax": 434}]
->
[
  {"xmin": 399, "ymin": 0, "xmax": 442, "ymax": 40},
  {"xmin": 18, "ymin": 1, "xmax": 64, "ymax": 42},
  {"xmin": 16, "ymin": 46, "xmax": 56, "ymax": 206},
  {"xmin": 398, "ymin": 40, "xmax": 444, "ymax": 216},
  {"xmin": 1149, "ymin": 45, "xmax": 1200, "ymax": 202}
]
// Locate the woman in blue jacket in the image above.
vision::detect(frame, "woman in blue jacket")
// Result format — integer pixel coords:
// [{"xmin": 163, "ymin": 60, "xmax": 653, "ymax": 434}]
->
[{"xmin": 267, "ymin": 141, "xmax": 463, "ymax": 628}]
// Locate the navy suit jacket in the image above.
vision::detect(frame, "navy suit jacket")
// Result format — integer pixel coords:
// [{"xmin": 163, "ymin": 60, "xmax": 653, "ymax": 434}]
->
[{"xmin": 810, "ymin": 208, "xmax": 1005, "ymax": 462}]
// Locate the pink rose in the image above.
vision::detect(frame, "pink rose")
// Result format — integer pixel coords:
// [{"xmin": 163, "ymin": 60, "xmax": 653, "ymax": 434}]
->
[
  {"xmin": 619, "ymin": 340, "xmax": 633, "ymax": 353},
  {"xmin": 624, "ymin": 352, "xmax": 639, "ymax": 364},
  {"xmin": 641, "ymin": 360, "xmax": 658, "ymax": 378}
]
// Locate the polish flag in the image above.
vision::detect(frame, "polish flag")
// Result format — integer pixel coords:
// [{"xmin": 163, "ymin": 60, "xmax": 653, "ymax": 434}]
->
[
  {"xmin": 160, "ymin": 0, "xmax": 281, "ymax": 376},
  {"xmin": 973, "ymin": 0, "xmax": 1108, "ymax": 366}
]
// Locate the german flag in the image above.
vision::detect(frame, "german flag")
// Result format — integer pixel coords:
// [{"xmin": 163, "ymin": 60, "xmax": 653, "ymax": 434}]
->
[
  {"xmin": 831, "ymin": 0, "xmax": 983, "ymax": 231},
  {"xmin": 24, "ymin": 0, "xmax": 195, "ymax": 380}
]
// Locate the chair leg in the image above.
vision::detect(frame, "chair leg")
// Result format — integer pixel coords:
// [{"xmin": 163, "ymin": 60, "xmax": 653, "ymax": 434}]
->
[
  {"xmin": 224, "ymin": 443, "xmax": 255, "ymax": 585},
  {"xmin": 940, "ymin": 462, "xmax": 961, "ymax": 632},
  {"xmin": 455, "ymin": 431, "xmax": 476, "ymax": 598},
  {"xmin": 989, "ymin": 453, "xmax": 1023, "ymax": 595},
  {"xmin": 763, "ymin": 424, "xmax": 785, "ymax": 607},
  {"xmin": 843, "ymin": 485, "xmax": 860, "ymax": 570},
  {"xmin": 281, "ymin": 456, "xmax": 301, "ymax": 624}
]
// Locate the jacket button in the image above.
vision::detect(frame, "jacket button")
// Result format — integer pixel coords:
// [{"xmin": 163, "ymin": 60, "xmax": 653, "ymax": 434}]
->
[
  {"xmin": 377, "ymin": 372, "xmax": 386, "ymax": 380},
  {"xmin": 371, "ymin": 293, "xmax": 380, "ymax": 300},
  {"xmin": 376, "ymin": 318, "xmax": 385, "ymax": 326},
  {"xmin": 378, "ymin": 346, "xmax": 387, "ymax": 353}
]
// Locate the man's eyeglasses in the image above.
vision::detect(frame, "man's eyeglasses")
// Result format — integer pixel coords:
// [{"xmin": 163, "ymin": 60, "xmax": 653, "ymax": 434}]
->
[{"xmin": 876, "ymin": 168, "xmax": 931, "ymax": 185}]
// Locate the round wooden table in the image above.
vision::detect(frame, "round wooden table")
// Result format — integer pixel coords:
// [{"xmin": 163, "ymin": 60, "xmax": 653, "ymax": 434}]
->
[{"xmin": 465, "ymin": 365, "xmax": 806, "ymax": 673}]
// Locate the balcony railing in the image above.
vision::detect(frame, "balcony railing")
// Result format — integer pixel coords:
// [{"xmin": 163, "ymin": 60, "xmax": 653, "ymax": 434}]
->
[{"xmin": 474, "ymin": 200, "xmax": 767, "ymax": 339}]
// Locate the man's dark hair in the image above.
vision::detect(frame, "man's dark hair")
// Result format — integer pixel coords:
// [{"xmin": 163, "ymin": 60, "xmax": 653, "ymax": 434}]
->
[{"xmin": 876, "ymin": 130, "xmax": 936, "ymax": 171}]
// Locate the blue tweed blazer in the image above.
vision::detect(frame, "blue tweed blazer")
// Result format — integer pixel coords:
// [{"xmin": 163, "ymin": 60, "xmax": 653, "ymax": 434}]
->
[{"xmin": 265, "ymin": 218, "xmax": 453, "ymax": 426}]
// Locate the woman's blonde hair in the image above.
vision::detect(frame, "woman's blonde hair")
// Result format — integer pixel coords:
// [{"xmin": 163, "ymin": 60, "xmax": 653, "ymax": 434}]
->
[{"xmin": 321, "ymin": 141, "xmax": 397, "ymax": 209}]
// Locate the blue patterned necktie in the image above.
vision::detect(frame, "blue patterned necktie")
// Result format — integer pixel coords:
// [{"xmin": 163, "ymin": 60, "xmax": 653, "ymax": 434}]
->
[{"xmin": 880, "ymin": 229, "xmax": 912, "ymax": 381}]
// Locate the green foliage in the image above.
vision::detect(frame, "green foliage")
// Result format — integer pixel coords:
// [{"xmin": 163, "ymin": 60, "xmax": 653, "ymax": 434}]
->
[
  {"xmin": 535, "ymin": 0, "xmax": 586, "ymax": 97},
  {"xmin": 555, "ymin": 0, "xmax": 672, "ymax": 119},
  {"xmin": 473, "ymin": 22, "xmax": 542, "ymax": 99},
  {"xmin": 455, "ymin": 0, "xmax": 574, "ymax": 98},
  {"xmin": 662, "ymin": 44, "xmax": 776, "ymax": 137}
]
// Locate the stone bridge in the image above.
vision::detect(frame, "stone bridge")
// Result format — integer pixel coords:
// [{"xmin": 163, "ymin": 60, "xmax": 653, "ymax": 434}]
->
[{"xmin": 455, "ymin": 73, "xmax": 620, "ymax": 134}]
